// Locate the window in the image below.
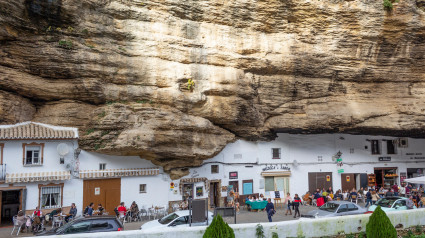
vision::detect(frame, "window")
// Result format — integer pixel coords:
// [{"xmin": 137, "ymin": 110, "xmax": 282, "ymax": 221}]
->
[
  {"xmin": 139, "ymin": 184, "xmax": 146, "ymax": 193},
  {"xmin": 90, "ymin": 220, "xmax": 113, "ymax": 231},
  {"xmin": 99, "ymin": 163, "xmax": 106, "ymax": 170},
  {"xmin": 337, "ymin": 204, "xmax": 348, "ymax": 213},
  {"xmin": 172, "ymin": 216, "xmax": 188, "ymax": 226},
  {"xmin": 40, "ymin": 186, "xmax": 62, "ymax": 209},
  {"xmin": 211, "ymin": 165, "xmax": 219, "ymax": 174},
  {"xmin": 347, "ymin": 204, "xmax": 358, "ymax": 211},
  {"xmin": 265, "ymin": 176, "xmax": 290, "ymax": 193},
  {"xmin": 387, "ymin": 140, "xmax": 396, "ymax": 154},
  {"xmin": 371, "ymin": 140, "xmax": 380, "ymax": 155},
  {"xmin": 22, "ymin": 143, "xmax": 44, "ymax": 165},
  {"xmin": 272, "ymin": 148, "xmax": 281, "ymax": 159},
  {"xmin": 65, "ymin": 221, "xmax": 91, "ymax": 234}
]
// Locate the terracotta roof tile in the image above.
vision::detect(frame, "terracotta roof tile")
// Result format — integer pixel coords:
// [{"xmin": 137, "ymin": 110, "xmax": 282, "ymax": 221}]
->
[{"xmin": 0, "ymin": 122, "xmax": 78, "ymax": 140}]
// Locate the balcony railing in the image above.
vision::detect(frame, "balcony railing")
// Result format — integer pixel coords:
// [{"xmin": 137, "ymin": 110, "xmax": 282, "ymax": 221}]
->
[{"xmin": 0, "ymin": 164, "xmax": 6, "ymax": 181}]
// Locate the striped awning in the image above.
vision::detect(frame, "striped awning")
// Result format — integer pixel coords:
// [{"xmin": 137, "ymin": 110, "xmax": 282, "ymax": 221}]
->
[
  {"xmin": 79, "ymin": 168, "xmax": 159, "ymax": 179},
  {"xmin": 5, "ymin": 171, "xmax": 71, "ymax": 183}
]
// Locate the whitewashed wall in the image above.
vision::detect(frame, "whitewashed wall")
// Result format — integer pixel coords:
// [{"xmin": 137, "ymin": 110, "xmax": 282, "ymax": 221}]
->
[{"xmin": 37, "ymin": 209, "xmax": 425, "ymax": 238}]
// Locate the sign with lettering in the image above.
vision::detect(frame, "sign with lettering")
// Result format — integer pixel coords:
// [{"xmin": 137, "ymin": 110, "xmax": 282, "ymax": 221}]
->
[
  {"xmin": 262, "ymin": 164, "xmax": 291, "ymax": 172},
  {"xmin": 379, "ymin": 157, "xmax": 391, "ymax": 161},
  {"xmin": 229, "ymin": 172, "xmax": 238, "ymax": 179}
]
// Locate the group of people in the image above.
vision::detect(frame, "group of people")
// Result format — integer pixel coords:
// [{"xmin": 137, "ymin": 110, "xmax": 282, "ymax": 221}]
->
[
  {"xmin": 14, "ymin": 203, "xmax": 78, "ymax": 233},
  {"xmin": 265, "ymin": 193, "xmax": 303, "ymax": 222}
]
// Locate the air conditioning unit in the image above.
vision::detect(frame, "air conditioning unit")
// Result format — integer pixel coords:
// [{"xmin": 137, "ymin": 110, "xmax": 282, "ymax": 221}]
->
[{"xmin": 398, "ymin": 138, "xmax": 408, "ymax": 148}]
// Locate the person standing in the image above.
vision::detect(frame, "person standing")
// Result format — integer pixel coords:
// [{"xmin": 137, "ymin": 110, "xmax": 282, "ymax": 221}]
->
[
  {"xmin": 265, "ymin": 198, "xmax": 275, "ymax": 222},
  {"xmin": 371, "ymin": 190, "xmax": 380, "ymax": 204},
  {"xmin": 365, "ymin": 189, "xmax": 373, "ymax": 207},
  {"xmin": 392, "ymin": 183, "xmax": 399, "ymax": 196},
  {"xmin": 400, "ymin": 184, "xmax": 406, "ymax": 197},
  {"xmin": 293, "ymin": 194, "xmax": 302, "ymax": 218},
  {"xmin": 284, "ymin": 193, "xmax": 292, "ymax": 216}
]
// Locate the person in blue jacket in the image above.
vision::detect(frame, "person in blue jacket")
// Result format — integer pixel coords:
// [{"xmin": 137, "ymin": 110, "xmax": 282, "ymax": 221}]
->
[{"xmin": 266, "ymin": 198, "xmax": 275, "ymax": 222}]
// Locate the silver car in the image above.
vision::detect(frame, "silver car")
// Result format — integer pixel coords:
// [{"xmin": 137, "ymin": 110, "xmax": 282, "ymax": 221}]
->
[{"xmin": 303, "ymin": 201, "xmax": 367, "ymax": 218}]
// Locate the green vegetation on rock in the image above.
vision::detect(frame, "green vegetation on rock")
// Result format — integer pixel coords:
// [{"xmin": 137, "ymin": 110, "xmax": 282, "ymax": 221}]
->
[
  {"xmin": 203, "ymin": 214, "xmax": 234, "ymax": 238},
  {"xmin": 366, "ymin": 206, "xmax": 397, "ymax": 238},
  {"xmin": 383, "ymin": 0, "xmax": 393, "ymax": 10}
]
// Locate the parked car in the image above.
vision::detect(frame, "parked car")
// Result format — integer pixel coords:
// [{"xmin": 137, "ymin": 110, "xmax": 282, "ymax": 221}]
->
[
  {"xmin": 367, "ymin": 197, "xmax": 417, "ymax": 213},
  {"xmin": 141, "ymin": 210, "xmax": 214, "ymax": 230},
  {"xmin": 36, "ymin": 216, "xmax": 123, "ymax": 236},
  {"xmin": 302, "ymin": 201, "xmax": 367, "ymax": 218}
]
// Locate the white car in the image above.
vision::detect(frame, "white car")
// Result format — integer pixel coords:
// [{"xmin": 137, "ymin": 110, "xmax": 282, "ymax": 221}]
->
[{"xmin": 140, "ymin": 210, "xmax": 214, "ymax": 230}]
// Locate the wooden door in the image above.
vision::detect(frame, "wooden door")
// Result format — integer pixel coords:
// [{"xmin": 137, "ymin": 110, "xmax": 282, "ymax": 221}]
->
[
  {"xmin": 83, "ymin": 179, "xmax": 121, "ymax": 214},
  {"xmin": 228, "ymin": 181, "xmax": 239, "ymax": 193},
  {"xmin": 308, "ymin": 172, "xmax": 333, "ymax": 193},
  {"xmin": 341, "ymin": 173, "xmax": 356, "ymax": 192}
]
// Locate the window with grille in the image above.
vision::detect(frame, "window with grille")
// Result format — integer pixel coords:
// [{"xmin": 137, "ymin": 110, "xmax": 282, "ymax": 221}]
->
[
  {"xmin": 99, "ymin": 163, "xmax": 106, "ymax": 170},
  {"xmin": 371, "ymin": 140, "xmax": 380, "ymax": 155},
  {"xmin": 139, "ymin": 184, "xmax": 146, "ymax": 193},
  {"xmin": 25, "ymin": 146, "xmax": 41, "ymax": 165},
  {"xmin": 40, "ymin": 186, "xmax": 61, "ymax": 209},
  {"xmin": 387, "ymin": 140, "xmax": 397, "ymax": 154},
  {"xmin": 211, "ymin": 165, "xmax": 219, "ymax": 174},
  {"xmin": 272, "ymin": 148, "xmax": 281, "ymax": 159}
]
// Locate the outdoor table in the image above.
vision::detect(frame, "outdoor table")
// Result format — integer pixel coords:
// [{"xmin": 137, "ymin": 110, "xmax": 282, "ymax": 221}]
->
[{"xmin": 245, "ymin": 200, "xmax": 268, "ymax": 211}]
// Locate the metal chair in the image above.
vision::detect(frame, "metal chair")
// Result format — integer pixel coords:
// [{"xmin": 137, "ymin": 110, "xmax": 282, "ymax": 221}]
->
[
  {"xmin": 138, "ymin": 208, "xmax": 148, "ymax": 221},
  {"xmin": 11, "ymin": 215, "xmax": 22, "ymax": 236},
  {"xmin": 52, "ymin": 216, "xmax": 63, "ymax": 228}
]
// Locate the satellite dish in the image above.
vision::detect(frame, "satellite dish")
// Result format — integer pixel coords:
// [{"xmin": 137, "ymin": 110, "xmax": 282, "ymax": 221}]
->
[{"xmin": 57, "ymin": 143, "xmax": 70, "ymax": 158}]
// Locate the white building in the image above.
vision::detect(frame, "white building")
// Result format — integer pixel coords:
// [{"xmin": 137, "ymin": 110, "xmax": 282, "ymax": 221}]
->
[
  {"xmin": 169, "ymin": 133, "xmax": 425, "ymax": 207},
  {"xmin": 1, "ymin": 122, "xmax": 425, "ymax": 224}
]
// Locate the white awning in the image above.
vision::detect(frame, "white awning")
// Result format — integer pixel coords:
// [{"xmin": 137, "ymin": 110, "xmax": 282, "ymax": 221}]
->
[
  {"xmin": 79, "ymin": 168, "xmax": 159, "ymax": 179},
  {"xmin": 404, "ymin": 176, "xmax": 425, "ymax": 184},
  {"xmin": 261, "ymin": 171, "xmax": 291, "ymax": 177},
  {"xmin": 6, "ymin": 171, "xmax": 71, "ymax": 183}
]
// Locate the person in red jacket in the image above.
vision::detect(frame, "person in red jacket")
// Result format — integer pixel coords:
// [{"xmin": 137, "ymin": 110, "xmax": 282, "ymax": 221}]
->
[
  {"xmin": 293, "ymin": 194, "xmax": 302, "ymax": 218},
  {"xmin": 117, "ymin": 202, "xmax": 127, "ymax": 216}
]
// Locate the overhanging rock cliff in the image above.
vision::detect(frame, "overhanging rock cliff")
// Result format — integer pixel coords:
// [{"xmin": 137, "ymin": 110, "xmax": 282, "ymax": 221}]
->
[{"xmin": 0, "ymin": 0, "xmax": 424, "ymax": 178}]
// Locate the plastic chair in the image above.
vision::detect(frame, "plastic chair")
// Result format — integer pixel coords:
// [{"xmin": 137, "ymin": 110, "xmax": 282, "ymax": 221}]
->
[
  {"xmin": 148, "ymin": 208, "xmax": 157, "ymax": 220},
  {"xmin": 138, "ymin": 209, "xmax": 148, "ymax": 221},
  {"xmin": 118, "ymin": 211, "xmax": 126, "ymax": 224},
  {"xmin": 52, "ymin": 216, "xmax": 63, "ymax": 228},
  {"xmin": 11, "ymin": 215, "xmax": 22, "ymax": 236}
]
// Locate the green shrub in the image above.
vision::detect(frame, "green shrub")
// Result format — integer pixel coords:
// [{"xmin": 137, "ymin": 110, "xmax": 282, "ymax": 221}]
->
[
  {"xmin": 366, "ymin": 206, "xmax": 397, "ymax": 238},
  {"xmin": 346, "ymin": 234, "xmax": 355, "ymax": 238},
  {"xmin": 203, "ymin": 214, "xmax": 235, "ymax": 238},
  {"xmin": 383, "ymin": 0, "xmax": 393, "ymax": 10},
  {"xmin": 58, "ymin": 39, "xmax": 73, "ymax": 49},
  {"xmin": 255, "ymin": 224, "xmax": 265, "ymax": 238},
  {"xmin": 272, "ymin": 231, "xmax": 279, "ymax": 238},
  {"xmin": 415, "ymin": 225, "xmax": 422, "ymax": 233}
]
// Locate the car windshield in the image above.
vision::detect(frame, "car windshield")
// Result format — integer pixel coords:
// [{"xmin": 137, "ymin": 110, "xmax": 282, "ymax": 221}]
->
[
  {"xmin": 56, "ymin": 219, "xmax": 78, "ymax": 233},
  {"xmin": 319, "ymin": 202, "xmax": 339, "ymax": 212},
  {"xmin": 375, "ymin": 198, "xmax": 398, "ymax": 208},
  {"xmin": 159, "ymin": 213, "xmax": 179, "ymax": 224}
]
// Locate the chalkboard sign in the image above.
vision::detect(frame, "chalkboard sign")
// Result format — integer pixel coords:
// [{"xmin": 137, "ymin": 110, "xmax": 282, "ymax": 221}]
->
[{"xmin": 274, "ymin": 191, "xmax": 280, "ymax": 198}]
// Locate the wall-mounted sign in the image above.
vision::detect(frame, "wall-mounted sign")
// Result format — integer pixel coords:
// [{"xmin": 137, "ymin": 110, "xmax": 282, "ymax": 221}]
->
[
  {"xmin": 326, "ymin": 175, "xmax": 331, "ymax": 182},
  {"xmin": 229, "ymin": 172, "xmax": 238, "ymax": 179},
  {"xmin": 410, "ymin": 157, "xmax": 425, "ymax": 160},
  {"xmin": 262, "ymin": 164, "xmax": 291, "ymax": 172},
  {"xmin": 338, "ymin": 169, "xmax": 344, "ymax": 174},
  {"xmin": 170, "ymin": 182, "xmax": 175, "ymax": 189},
  {"xmin": 95, "ymin": 187, "xmax": 100, "ymax": 195},
  {"xmin": 379, "ymin": 157, "xmax": 391, "ymax": 161},
  {"xmin": 406, "ymin": 153, "xmax": 423, "ymax": 156},
  {"xmin": 346, "ymin": 176, "xmax": 350, "ymax": 182},
  {"xmin": 196, "ymin": 186, "xmax": 203, "ymax": 197}
]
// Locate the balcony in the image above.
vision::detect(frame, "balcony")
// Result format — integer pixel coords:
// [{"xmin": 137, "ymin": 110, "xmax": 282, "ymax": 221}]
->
[{"xmin": 0, "ymin": 164, "xmax": 6, "ymax": 181}]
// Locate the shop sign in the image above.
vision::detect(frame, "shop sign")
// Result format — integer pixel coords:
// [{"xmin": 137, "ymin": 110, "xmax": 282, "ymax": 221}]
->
[
  {"xmin": 262, "ymin": 164, "xmax": 291, "ymax": 172},
  {"xmin": 346, "ymin": 176, "xmax": 350, "ymax": 182},
  {"xmin": 338, "ymin": 169, "xmax": 344, "ymax": 173},
  {"xmin": 94, "ymin": 187, "xmax": 100, "ymax": 195},
  {"xmin": 379, "ymin": 157, "xmax": 391, "ymax": 161},
  {"xmin": 229, "ymin": 172, "xmax": 238, "ymax": 179},
  {"xmin": 170, "ymin": 182, "xmax": 175, "ymax": 189},
  {"xmin": 326, "ymin": 175, "xmax": 331, "ymax": 182},
  {"xmin": 410, "ymin": 157, "xmax": 425, "ymax": 160}
]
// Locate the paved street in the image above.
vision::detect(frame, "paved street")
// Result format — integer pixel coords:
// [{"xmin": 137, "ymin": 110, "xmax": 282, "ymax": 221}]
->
[{"xmin": 0, "ymin": 203, "xmax": 367, "ymax": 237}]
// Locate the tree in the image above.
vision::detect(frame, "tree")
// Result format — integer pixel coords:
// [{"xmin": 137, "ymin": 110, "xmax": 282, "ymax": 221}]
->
[
  {"xmin": 366, "ymin": 206, "xmax": 397, "ymax": 238},
  {"xmin": 203, "ymin": 214, "xmax": 235, "ymax": 238}
]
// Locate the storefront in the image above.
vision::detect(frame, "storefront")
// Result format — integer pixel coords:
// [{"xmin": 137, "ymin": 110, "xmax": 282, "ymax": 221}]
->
[{"xmin": 374, "ymin": 167, "xmax": 398, "ymax": 188}]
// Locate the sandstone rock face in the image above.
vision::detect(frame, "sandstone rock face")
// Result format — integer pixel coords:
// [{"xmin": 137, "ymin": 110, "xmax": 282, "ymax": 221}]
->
[{"xmin": 0, "ymin": 0, "xmax": 424, "ymax": 177}]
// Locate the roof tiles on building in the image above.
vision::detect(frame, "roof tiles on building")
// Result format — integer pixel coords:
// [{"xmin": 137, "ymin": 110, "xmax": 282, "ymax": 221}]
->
[{"xmin": 0, "ymin": 122, "xmax": 78, "ymax": 140}]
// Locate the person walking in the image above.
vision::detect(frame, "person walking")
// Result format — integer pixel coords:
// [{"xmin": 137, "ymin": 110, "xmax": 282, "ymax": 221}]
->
[
  {"xmin": 284, "ymin": 193, "xmax": 292, "ymax": 216},
  {"xmin": 365, "ymin": 189, "xmax": 373, "ymax": 207},
  {"xmin": 293, "ymin": 194, "xmax": 302, "ymax": 218},
  {"xmin": 266, "ymin": 198, "xmax": 275, "ymax": 222}
]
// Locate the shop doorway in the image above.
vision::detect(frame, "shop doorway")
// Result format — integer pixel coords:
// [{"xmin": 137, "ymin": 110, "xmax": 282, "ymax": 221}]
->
[
  {"xmin": 1, "ymin": 190, "xmax": 21, "ymax": 225},
  {"xmin": 341, "ymin": 173, "xmax": 368, "ymax": 191},
  {"xmin": 374, "ymin": 167, "xmax": 398, "ymax": 189},
  {"xmin": 228, "ymin": 181, "xmax": 239, "ymax": 193},
  {"xmin": 308, "ymin": 172, "xmax": 333, "ymax": 193},
  {"xmin": 209, "ymin": 181, "xmax": 221, "ymax": 208},
  {"xmin": 83, "ymin": 179, "xmax": 121, "ymax": 214}
]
